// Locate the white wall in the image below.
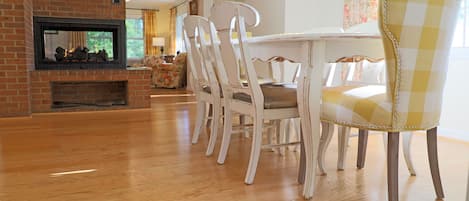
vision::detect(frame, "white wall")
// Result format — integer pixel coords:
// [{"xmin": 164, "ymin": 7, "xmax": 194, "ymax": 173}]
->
[
  {"xmin": 242, "ymin": 0, "xmax": 343, "ymax": 35},
  {"xmin": 157, "ymin": 5, "xmax": 172, "ymax": 49},
  {"xmin": 243, "ymin": 0, "xmax": 285, "ymax": 35},
  {"xmin": 306, "ymin": 0, "xmax": 344, "ymax": 29},
  {"xmin": 285, "ymin": 0, "xmax": 343, "ymax": 33},
  {"xmin": 206, "ymin": 0, "xmax": 343, "ymax": 35},
  {"xmin": 200, "ymin": 0, "xmax": 212, "ymax": 17},
  {"xmin": 439, "ymin": 50, "xmax": 469, "ymax": 141}
]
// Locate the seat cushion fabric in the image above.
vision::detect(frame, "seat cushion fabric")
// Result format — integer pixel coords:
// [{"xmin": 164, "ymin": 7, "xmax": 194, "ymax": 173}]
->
[
  {"xmin": 321, "ymin": 85, "xmax": 392, "ymax": 130},
  {"xmin": 202, "ymin": 86, "xmax": 223, "ymax": 97},
  {"xmin": 233, "ymin": 84, "xmax": 297, "ymax": 109}
]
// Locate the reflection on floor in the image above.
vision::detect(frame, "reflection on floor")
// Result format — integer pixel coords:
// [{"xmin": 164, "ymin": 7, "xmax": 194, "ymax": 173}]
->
[
  {"xmin": 0, "ymin": 94, "xmax": 467, "ymax": 201},
  {"xmin": 151, "ymin": 87, "xmax": 192, "ymax": 96}
]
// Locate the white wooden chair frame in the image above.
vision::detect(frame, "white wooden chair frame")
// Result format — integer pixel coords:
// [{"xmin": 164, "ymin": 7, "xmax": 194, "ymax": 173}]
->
[
  {"xmin": 184, "ymin": 17, "xmax": 223, "ymax": 157},
  {"xmin": 210, "ymin": 2, "xmax": 301, "ymax": 184}
]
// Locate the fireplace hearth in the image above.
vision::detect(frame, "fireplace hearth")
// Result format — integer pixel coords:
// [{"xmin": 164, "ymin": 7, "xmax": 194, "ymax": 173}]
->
[
  {"xmin": 33, "ymin": 17, "xmax": 126, "ymax": 70},
  {"xmin": 51, "ymin": 81, "xmax": 128, "ymax": 109}
]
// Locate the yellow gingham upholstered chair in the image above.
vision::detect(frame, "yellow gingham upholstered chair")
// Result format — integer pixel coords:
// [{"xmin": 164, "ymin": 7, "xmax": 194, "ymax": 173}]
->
[{"xmin": 318, "ymin": 0, "xmax": 461, "ymax": 200}]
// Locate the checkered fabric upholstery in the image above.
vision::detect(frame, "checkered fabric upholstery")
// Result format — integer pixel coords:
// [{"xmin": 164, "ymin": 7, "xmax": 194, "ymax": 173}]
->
[{"xmin": 321, "ymin": 0, "xmax": 461, "ymax": 131}]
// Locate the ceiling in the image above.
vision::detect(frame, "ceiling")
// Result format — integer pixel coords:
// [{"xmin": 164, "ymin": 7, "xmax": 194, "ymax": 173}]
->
[{"xmin": 126, "ymin": 0, "xmax": 185, "ymax": 9}]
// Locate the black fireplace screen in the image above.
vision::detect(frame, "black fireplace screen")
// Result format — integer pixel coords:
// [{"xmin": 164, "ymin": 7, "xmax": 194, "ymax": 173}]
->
[{"xmin": 34, "ymin": 17, "xmax": 126, "ymax": 70}]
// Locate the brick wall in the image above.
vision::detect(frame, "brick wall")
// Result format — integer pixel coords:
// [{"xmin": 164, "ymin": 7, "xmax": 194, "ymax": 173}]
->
[
  {"xmin": 0, "ymin": 0, "xmax": 148, "ymax": 117},
  {"xmin": 30, "ymin": 70, "xmax": 151, "ymax": 113},
  {"xmin": 33, "ymin": 0, "xmax": 125, "ymax": 20},
  {"xmin": 0, "ymin": 0, "xmax": 34, "ymax": 117}
]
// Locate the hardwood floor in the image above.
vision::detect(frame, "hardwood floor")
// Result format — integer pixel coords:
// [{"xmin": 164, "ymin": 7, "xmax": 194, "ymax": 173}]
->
[
  {"xmin": 0, "ymin": 93, "xmax": 467, "ymax": 201},
  {"xmin": 151, "ymin": 87, "xmax": 190, "ymax": 96}
]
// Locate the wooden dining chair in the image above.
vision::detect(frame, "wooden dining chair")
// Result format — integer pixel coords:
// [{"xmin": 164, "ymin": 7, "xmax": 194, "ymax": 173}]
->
[
  {"xmin": 183, "ymin": 16, "xmax": 224, "ymax": 157},
  {"xmin": 342, "ymin": 22, "xmax": 415, "ymax": 175},
  {"xmin": 320, "ymin": 57, "xmax": 417, "ymax": 176},
  {"xmin": 318, "ymin": 0, "xmax": 461, "ymax": 200},
  {"xmin": 185, "ymin": 14, "xmax": 258, "ymax": 158},
  {"xmin": 210, "ymin": 1, "xmax": 302, "ymax": 185}
]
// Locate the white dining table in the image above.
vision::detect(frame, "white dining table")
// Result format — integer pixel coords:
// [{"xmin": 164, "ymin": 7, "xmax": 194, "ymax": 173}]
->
[{"xmin": 247, "ymin": 32, "xmax": 384, "ymax": 199}]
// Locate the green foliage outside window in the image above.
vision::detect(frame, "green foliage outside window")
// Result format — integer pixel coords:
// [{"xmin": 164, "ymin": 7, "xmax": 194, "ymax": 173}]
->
[
  {"xmin": 85, "ymin": 18, "xmax": 144, "ymax": 60},
  {"xmin": 86, "ymin": 32, "xmax": 114, "ymax": 59},
  {"xmin": 126, "ymin": 18, "xmax": 144, "ymax": 59}
]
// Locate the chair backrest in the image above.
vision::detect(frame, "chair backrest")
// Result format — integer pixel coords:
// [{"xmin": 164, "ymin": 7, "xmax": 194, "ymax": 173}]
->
[
  {"xmin": 183, "ymin": 16, "xmax": 221, "ymax": 98},
  {"xmin": 326, "ymin": 20, "xmax": 384, "ymax": 87},
  {"xmin": 380, "ymin": 0, "xmax": 461, "ymax": 130},
  {"xmin": 210, "ymin": 1, "xmax": 263, "ymax": 107},
  {"xmin": 186, "ymin": 15, "xmax": 227, "ymax": 99},
  {"xmin": 329, "ymin": 60, "xmax": 386, "ymax": 87},
  {"xmin": 346, "ymin": 60, "xmax": 386, "ymax": 85}
]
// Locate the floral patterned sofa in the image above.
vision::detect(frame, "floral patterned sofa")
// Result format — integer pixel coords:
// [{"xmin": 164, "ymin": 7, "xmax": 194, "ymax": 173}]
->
[{"xmin": 143, "ymin": 53, "xmax": 187, "ymax": 88}]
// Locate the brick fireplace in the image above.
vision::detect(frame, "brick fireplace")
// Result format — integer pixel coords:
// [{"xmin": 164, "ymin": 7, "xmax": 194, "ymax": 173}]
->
[
  {"xmin": 51, "ymin": 81, "xmax": 128, "ymax": 108},
  {"xmin": 30, "ymin": 70, "xmax": 150, "ymax": 112},
  {"xmin": 0, "ymin": 0, "xmax": 151, "ymax": 117}
]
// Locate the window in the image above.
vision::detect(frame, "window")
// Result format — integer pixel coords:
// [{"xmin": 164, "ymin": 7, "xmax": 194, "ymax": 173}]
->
[
  {"xmin": 175, "ymin": 13, "xmax": 188, "ymax": 53},
  {"xmin": 174, "ymin": 3, "xmax": 189, "ymax": 54},
  {"xmin": 87, "ymin": 31, "xmax": 114, "ymax": 59},
  {"xmin": 453, "ymin": 0, "xmax": 468, "ymax": 47},
  {"xmin": 126, "ymin": 18, "xmax": 144, "ymax": 59}
]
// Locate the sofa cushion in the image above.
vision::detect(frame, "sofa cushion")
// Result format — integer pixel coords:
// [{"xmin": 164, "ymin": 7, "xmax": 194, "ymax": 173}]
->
[{"xmin": 143, "ymin": 55, "xmax": 164, "ymax": 67}]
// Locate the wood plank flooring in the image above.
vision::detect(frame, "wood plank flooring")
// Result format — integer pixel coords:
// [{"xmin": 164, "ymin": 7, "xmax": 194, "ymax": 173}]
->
[{"xmin": 0, "ymin": 92, "xmax": 467, "ymax": 201}]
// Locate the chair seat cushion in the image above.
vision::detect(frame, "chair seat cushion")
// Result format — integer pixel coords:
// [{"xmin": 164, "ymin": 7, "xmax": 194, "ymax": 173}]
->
[
  {"xmin": 241, "ymin": 78, "xmax": 275, "ymax": 86},
  {"xmin": 321, "ymin": 85, "xmax": 392, "ymax": 130},
  {"xmin": 233, "ymin": 84, "xmax": 297, "ymax": 109},
  {"xmin": 202, "ymin": 86, "xmax": 223, "ymax": 97},
  {"xmin": 202, "ymin": 82, "xmax": 288, "ymax": 98}
]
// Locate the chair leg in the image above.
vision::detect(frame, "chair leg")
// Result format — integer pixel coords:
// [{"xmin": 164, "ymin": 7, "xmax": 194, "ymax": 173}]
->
[
  {"xmin": 205, "ymin": 101, "xmax": 221, "ymax": 156},
  {"xmin": 382, "ymin": 132, "xmax": 388, "ymax": 152},
  {"xmin": 466, "ymin": 169, "xmax": 469, "ymax": 201},
  {"xmin": 297, "ymin": 124, "xmax": 306, "ymax": 184},
  {"xmin": 402, "ymin": 132, "xmax": 416, "ymax": 176},
  {"xmin": 318, "ymin": 121, "xmax": 334, "ymax": 175},
  {"xmin": 337, "ymin": 126, "xmax": 350, "ymax": 170},
  {"xmin": 357, "ymin": 129, "xmax": 369, "ymax": 169},
  {"xmin": 245, "ymin": 115, "xmax": 264, "ymax": 184},
  {"xmin": 383, "ymin": 132, "xmax": 416, "ymax": 176},
  {"xmin": 294, "ymin": 119, "xmax": 301, "ymax": 152},
  {"xmin": 239, "ymin": 115, "xmax": 249, "ymax": 138},
  {"xmin": 279, "ymin": 120, "xmax": 287, "ymax": 156},
  {"xmin": 217, "ymin": 105, "xmax": 233, "ymax": 164},
  {"xmin": 274, "ymin": 120, "xmax": 282, "ymax": 154},
  {"xmin": 387, "ymin": 132, "xmax": 399, "ymax": 201},
  {"xmin": 206, "ymin": 104, "xmax": 213, "ymax": 128},
  {"xmin": 427, "ymin": 127, "xmax": 445, "ymax": 199},
  {"xmin": 267, "ymin": 120, "xmax": 276, "ymax": 152},
  {"xmin": 192, "ymin": 101, "xmax": 207, "ymax": 144},
  {"xmin": 289, "ymin": 119, "xmax": 301, "ymax": 152}
]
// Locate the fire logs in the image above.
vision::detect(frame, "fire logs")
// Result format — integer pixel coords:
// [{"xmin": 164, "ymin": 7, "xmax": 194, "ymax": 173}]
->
[{"xmin": 54, "ymin": 46, "xmax": 109, "ymax": 63}]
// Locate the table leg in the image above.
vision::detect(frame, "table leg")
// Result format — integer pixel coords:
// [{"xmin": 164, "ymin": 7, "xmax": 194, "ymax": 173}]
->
[{"xmin": 302, "ymin": 41, "xmax": 325, "ymax": 199}]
